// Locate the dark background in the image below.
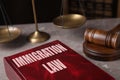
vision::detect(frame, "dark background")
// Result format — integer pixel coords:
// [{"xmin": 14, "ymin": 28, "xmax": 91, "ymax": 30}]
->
[
  {"xmin": 0, "ymin": 0, "xmax": 61, "ymax": 25},
  {"xmin": 68, "ymin": 0, "xmax": 118, "ymax": 19}
]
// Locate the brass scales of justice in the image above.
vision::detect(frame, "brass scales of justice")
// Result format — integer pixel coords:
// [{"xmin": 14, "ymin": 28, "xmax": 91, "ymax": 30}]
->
[{"xmin": 0, "ymin": 0, "xmax": 86, "ymax": 43}]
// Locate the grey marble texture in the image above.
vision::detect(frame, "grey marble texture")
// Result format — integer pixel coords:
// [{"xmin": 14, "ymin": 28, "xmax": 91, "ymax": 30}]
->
[{"xmin": 0, "ymin": 18, "xmax": 120, "ymax": 80}]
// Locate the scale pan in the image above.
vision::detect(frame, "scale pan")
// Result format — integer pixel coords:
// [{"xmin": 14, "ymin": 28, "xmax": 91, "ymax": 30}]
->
[
  {"xmin": 53, "ymin": 14, "xmax": 86, "ymax": 29},
  {"xmin": 0, "ymin": 27, "xmax": 21, "ymax": 43}
]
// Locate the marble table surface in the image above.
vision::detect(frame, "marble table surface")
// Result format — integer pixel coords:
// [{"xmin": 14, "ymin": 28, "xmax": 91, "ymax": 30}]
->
[{"xmin": 0, "ymin": 18, "xmax": 120, "ymax": 80}]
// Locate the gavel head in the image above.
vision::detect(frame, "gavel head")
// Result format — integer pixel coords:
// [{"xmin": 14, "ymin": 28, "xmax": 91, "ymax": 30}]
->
[{"xmin": 84, "ymin": 28, "xmax": 120, "ymax": 49}]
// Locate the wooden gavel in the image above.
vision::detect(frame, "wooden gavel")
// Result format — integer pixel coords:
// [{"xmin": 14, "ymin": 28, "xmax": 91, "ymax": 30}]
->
[{"xmin": 84, "ymin": 24, "xmax": 120, "ymax": 49}]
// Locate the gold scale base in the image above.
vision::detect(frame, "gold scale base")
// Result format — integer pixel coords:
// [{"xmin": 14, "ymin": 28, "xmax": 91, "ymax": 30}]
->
[{"xmin": 28, "ymin": 30, "xmax": 50, "ymax": 43}]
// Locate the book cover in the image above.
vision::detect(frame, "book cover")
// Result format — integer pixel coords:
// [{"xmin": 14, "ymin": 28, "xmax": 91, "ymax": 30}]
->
[{"xmin": 4, "ymin": 40, "xmax": 115, "ymax": 80}]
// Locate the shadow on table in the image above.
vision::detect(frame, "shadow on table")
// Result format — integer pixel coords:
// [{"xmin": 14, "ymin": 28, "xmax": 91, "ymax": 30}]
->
[{"xmin": 0, "ymin": 34, "xmax": 28, "ymax": 49}]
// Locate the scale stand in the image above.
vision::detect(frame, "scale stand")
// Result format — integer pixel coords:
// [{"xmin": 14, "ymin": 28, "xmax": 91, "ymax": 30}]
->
[{"xmin": 28, "ymin": 0, "xmax": 50, "ymax": 43}]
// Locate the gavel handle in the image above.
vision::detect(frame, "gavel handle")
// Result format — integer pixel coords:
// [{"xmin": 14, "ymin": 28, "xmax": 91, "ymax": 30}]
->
[{"xmin": 109, "ymin": 24, "xmax": 120, "ymax": 33}]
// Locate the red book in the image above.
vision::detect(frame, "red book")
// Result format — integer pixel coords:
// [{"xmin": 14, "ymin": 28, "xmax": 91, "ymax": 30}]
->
[{"xmin": 4, "ymin": 40, "xmax": 115, "ymax": 80}]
